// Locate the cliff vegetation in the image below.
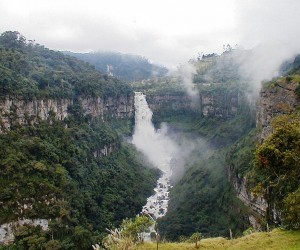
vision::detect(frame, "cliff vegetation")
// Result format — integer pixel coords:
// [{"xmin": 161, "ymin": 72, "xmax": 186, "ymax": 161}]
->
[
  {"xmin": 227, "ymin": 55, "xmax": 300, "ymax": 230},
  {"xmin": 0, "ymin": 31, "xmax": 158, "ymax": 249}
]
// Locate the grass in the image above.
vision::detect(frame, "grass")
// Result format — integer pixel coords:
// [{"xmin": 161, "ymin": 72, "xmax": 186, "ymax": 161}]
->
[{"xmin": 137, "ymin": 229, "xmax": 300, "ymax": 250}]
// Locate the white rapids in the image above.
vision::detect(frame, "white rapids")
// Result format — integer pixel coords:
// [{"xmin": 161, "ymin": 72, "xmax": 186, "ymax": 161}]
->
[
  {"xmin": 142, "ymin": 165, "xmax": 172, "ymax": 219},
  {"xmin": 132, "ymin": 92, "xmax": 178, "ymax": 240}
]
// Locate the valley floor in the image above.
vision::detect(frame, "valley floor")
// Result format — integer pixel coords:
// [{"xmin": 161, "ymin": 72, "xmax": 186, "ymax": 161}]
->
[{"xmin": 138, "ymin": 229, "xmax": 300, "ymax": 250}]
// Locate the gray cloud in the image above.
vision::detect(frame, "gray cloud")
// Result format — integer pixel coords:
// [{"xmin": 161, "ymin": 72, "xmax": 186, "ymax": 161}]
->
[
  {"xmin": 234, "ymin": 0, "xmax": 300, "ymax": 96},
  {"xmin": 0, "ymin": 0, "xmax": 299, "ymax": 73},
  {"xmin": 0, "ymin": 0, "xmax": 237, "ymax": 67}
]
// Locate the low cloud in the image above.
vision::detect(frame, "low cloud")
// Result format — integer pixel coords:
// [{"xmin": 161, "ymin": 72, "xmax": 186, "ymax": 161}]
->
[
  {"xmin": 0, "ymin": 0, "xmax": 237, "ymax": 68},
  {"xmin": 234, "ymin": 0, "xmax": 300, "ymax": 96}
]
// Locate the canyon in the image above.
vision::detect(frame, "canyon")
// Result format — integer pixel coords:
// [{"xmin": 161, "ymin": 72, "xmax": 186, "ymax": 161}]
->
[{"xmin": 0, "ymin": 95, "xmax": 134, "ymax": 132}]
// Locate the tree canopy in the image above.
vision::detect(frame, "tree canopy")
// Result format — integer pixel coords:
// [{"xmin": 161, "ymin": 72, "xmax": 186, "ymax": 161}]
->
[
  {"xmin": 255, "ymin": 115, "xmax": 300, "ymax": 228},
  {"xmin": 0, "ymin": 31, "xmax": 132, "ymax": 100}
]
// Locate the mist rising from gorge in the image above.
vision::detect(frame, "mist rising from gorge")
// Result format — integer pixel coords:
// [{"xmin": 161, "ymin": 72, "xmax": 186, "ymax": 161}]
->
[
  {"xmin": 233, "ymin": 0, "xmax": 300, "ymax": 97},
  {"xmin": 174, "ymin": 0, "xmax": 300, "ymax": 100},
  {"xmin": 132, "ymin": 93, "xmax": 208, "ymax": 181},
  {"xmin": 132, "ymin": 93, "xmax": 179, "ymax": 172}
]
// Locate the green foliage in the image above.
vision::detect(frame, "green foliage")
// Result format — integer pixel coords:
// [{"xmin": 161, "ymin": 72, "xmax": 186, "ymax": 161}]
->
[
  {"xmin": 159, "ymin": 148, "xmax": 250, "ymax": 241},
  {"xmin": 0, "ymin": 31, "xmax": 132, "ymax": 100},
  {"xmin": 280, "ymin": 54, "xmax": 300, "ymax": 75},
  {"xmin": 192, "ymin": 51, "xmax": 241, "ymax": 84},
  {"xmin": 130, "ymin": 76, "xmax": 185, "ymax": 96},
  {"xmin": 254, "ymin": 115, "xmax": 300, "ymax": 227},
  {"xmin": 138, "ymin": 228, "xmax": 300, "ymax": 250},
  {"xmin": 145, "ymin": 58, "xmax": 255, "ymax": 241},
  {"xmin": 120, "ymin": 215, "xmax": 153, "ymax": 243},
  {"xmin": 242, "ymin": 227, "xmax": 257, "ymax": 236},
  {"xmin": 226, "ymin": 128, "xmax": 258, "ymax": 177},
  {"xmin": 13, "ymin": 225, "xmax": 47, "ymax": 250},
  {"xmin": 283, "ymin": 187, "xmax": 300, "ymax": 229},
  {"xmin": 0, "ymin": 31, "xmax": 160, "ymax": 249},
  {"xmin": 0, "ymin": 31, "xmax": 26, "ymax": 49},
  {"xmin": 192, "ymin": 101, "xmax": 255, "ymax": 147},
  {"xmin": 295, "ymin": 83, "xmax": 300, "ymax": 99},
  {"xmin": 106, "ymin": 117, "xmax": 134, "ymax": 137},
  {"xmin": 101, "ymin": 215, "xmax": 153, "ymax": 249},
  {"xmin": 0, "ymin": 113, "xmax": 158, "ymax": 248},
  {"xmin": 188, "ymin": 232, "xmax": 202, "ymax": 248}
]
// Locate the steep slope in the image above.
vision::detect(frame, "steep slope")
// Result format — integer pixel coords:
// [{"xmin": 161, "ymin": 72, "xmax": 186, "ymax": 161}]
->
[
  {"xmin": 158, "ymin": 105, "xmax": 255, "ymax": 240},
  {"xmin": 227, "ymin": 55, "xmax": 300, "ymax": 230},
  {"xmin": 155, "ymin": 53, "xmax": 300, "ymax": 240},
  {"xmin": 130, "ymin": 52, "xmax": 256, "ymax": 240},
  {"xmin": 0, "ymin": 31, "xmax": 131, "ymax": 100},
  {"xmin": 0, "ymin": 31, "xmax": 158, "ymax": 248}
]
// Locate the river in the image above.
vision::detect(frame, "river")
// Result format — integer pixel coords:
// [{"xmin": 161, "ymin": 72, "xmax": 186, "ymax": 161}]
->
[{"xmin": 132, "ymin": 92, "xmax": 177, "ymax": 239}]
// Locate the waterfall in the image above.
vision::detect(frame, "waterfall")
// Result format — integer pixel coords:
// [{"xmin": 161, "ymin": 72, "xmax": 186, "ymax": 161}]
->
[{"xmin": 132, "ymin": 92, "xmax": 178, "ymax": 221}]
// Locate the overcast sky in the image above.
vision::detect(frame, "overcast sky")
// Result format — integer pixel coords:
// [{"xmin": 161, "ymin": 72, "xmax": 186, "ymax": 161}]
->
[{"xmin": 0, "ymin": 0, "xmax": 300, "ymax": 68}]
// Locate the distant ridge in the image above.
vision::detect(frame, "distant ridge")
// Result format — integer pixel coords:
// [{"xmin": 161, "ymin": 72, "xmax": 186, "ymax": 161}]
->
[{"xmin": 64, "ymin": 51, "xmax": 168, "ymax": 81}]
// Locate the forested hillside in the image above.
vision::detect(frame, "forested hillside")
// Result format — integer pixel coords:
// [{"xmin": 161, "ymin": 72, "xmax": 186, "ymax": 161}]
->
[
  {"xmin": 0, "ymin": 31, "xmax": 158, "ymax": 249},
  {"xmin": 152, "ymin": 52, "xmax": 300, "ymax": 240},
  {"xmin": 65, "ymin": 51, "xmax": 168, "ymax": 82},
  {"xmin": 1, "ymin": 30, "xmax": 299, "ymax": 249},
  {"xmin": 227, "ymin": 55, "xmax": 300, "ymax": 230},
  {"xmin": 146, "ymin": 52, "xmax": 255, "ymax": 240},
  {"xmin": 0, "ymin": 31, "xmax": 131, "ymax": 100}
]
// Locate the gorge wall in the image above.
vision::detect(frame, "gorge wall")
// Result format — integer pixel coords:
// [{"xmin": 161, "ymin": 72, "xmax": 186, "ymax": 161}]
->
[
  {"xmin": 0, "ymin": 94, "xmax": 133, "ymax": 244},
  {"xmin": 228, "ymin": 165, "xmax": 268, "ymax": 230},
  {"xmin": 0, "ymin": 94, "xmax": 134, "ymax": 132},
  {"xmin": 146, "ymin": 91, "xmax": 239, "ymax": 118},
  {"xmin": 229, "ymin": 80, "xmax": 300, "ymax": 229},
  {"xmin": 256, "ymin": 81, "xmax": 300, "ymax": 140}
]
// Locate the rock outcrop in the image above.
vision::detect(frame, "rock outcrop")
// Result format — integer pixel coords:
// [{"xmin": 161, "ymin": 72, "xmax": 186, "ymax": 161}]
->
[
  {"xmin": 146, "ymin": 94, "xmax": 195, "ymax": 112},
  {"xmin": 0, "ymin": 94, "xmax": 134, "ymax": 132},
  {"xmin": 0, "ymin": 94, "xmax": 133, "ymax": 244},
  {"xmin": 228, "ymin": 165, "xmax": 267, "ymax": 229},
  {"xmin": 0, "ymin": 219, "xmax": 48, "ymax": 245},
  {"xmin": 146, "ymin": 92, "xmax": 239, "ymax": 118},
  {"xmin": 93, "ymin": 143, "xmax": 118, "ymax": 157},
  {"xmin": 201, "ymin": 93, "xmax": 239, "ymax": 118},
  {"xmin": 229, "ymin": 80, "xmax": 299, "ymax": 229},
  {"xmin": 256, "ymin": 82, "xmax": 299, "ymax": 140}
]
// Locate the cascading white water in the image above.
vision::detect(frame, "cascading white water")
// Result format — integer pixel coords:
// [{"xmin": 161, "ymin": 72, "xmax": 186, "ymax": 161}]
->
[{"xmin": 132, "ymin": 92, "xmax": 178, "ymax": 221}]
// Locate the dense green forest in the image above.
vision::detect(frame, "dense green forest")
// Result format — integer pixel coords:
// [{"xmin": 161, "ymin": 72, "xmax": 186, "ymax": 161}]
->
[
  {"xmin": 0, "ymin": 31, "xmax": 158, "ymax": 249},
  {"xmin": 226, "ymin": 57, "xmax": 300, "ymax": 230},
  {"xmin": 64, "ymin": 51, "xmax": 168, "ymax": 82},
  {"xmin": 1, "ymin": 30, "xmax": 300, "ymax": 249},
  {"xmin": 130, "ymin": 76, "xmax": 185, "ymax": 96},
  {"xmin": 141, "ymin": 52, "xmax": 256, "ymax": 240},
  {"xmin": 158, "ymin": 109, "xmax": 255, "ymax": 240},
  {"xmin": 0, "ymin": 31, "xmax": 131, "ymax": 100},
  {"xmin": 155, "ymin": 52, "xmax": 300, "ymax": 240}
]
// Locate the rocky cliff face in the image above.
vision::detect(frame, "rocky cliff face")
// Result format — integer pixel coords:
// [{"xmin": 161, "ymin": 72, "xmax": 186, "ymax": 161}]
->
[
  {"xmin": 93, "ymin": 143, "xmax": 118, "ymax": 158},
  {"xmin": 228, "ymin": 165, "xmax": 268, "ymax": 229},
  {"xmin": 256, "ymin": 82, "xmax": 299, "ymax": 140},
  {"xmin": 201, "ymin": 93, "xmax": 239, "ymax": 117},
  {"xmin": 146, "ymin": 94, "xmax": 194, "ymax": 112},
  {"xmin": 0, "ymin": 94, "xmax": 133, "ymax": 244},
  {"xmin": 0, "ymin": 219, "xmax": 48, "ymax": 245},
  {"xmin": 0, "ymin": 94, "xmax": 134, "ymax": 132},
  {"xmin": 146, "ymin": 92, "xmax": 239, "ymax": 118},
  {"xmin": 229, "ymin": 81, "xmax": 299, "ymax": 229}
]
